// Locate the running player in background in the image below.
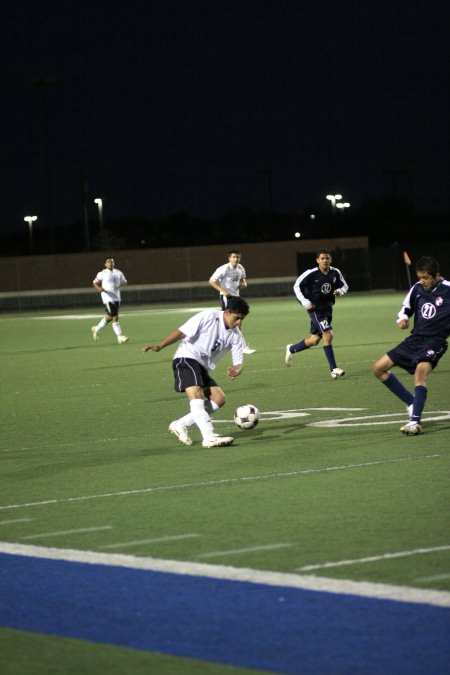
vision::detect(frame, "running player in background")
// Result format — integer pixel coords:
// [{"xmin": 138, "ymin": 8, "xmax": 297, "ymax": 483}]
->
[
  {"xmin": 209, "ymin": 249, "xmax": 256, "ymax": 354},
  {"xmin": 91, "ymin": 257, "xmax": 129, "ymax": 344},
  {"xmin": 285, "ymin": 248, "xmax": 348, "ymax": 378}
]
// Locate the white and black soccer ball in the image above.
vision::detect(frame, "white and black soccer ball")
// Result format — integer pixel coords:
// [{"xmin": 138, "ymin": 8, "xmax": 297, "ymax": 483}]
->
[{"xmin": 234, "ymin": 404, "xmax": 260, "ymax": 430}]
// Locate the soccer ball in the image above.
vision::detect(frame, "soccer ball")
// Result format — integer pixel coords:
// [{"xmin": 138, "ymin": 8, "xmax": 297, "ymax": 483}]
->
[{"xmin": 234, "ymin": 404, "xmax": 260, "ymax": 430}]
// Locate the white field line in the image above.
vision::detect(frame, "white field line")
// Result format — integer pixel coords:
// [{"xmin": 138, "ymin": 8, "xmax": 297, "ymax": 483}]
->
[
  {"xmin": 0, "ymin": 453, "xmax": 442, "ymax": 512},
  {"xmin": 102, "ymin": 534, "xmax": 199, "ymax": 549},
  {"xmin": 296, "ymin": 545, "xmax": 450, "ymax": 571},
  {"xmin": 0, "ymin": 518, "xmax": 33, "ymax": 525},
  {"xmin": 20, "ymin": 526, "xmax": 113, "ymax": 540},
  {"xmin": 1, "ymin": 541, "xmax": 449, "ymax": 608},
  {"xmin": 24, "ymin": 308, "xmax": 215, "ymax": 321},
  {"xmin": 197, "ymin": 543, "xmax": 294, "ymax": 558},
  {"xmin": 416, "ymin": 573, "xmax": 450, "ymax": 582}
]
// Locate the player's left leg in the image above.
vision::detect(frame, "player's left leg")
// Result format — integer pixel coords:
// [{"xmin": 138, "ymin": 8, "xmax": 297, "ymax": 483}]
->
[{"xmin": 110, "ymin": 305, "xmax": 129, "ymax": 344}]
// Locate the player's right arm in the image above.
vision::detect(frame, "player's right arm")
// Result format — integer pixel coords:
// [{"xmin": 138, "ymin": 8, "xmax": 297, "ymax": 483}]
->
[
  {"xmin": 142, "ymin": 329, "xmax": 185, "ymax": 352},
  {"xmin": 293, "ymin": 270, "xmax": 314, "ymax": 309}
]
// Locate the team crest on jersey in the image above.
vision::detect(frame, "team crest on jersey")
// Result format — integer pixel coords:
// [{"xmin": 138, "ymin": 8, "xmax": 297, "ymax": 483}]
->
[
  {"xmin": 436, "ymin": 296, "xmax": 443, "ymax": 306},
  {"xmin": 321, "ymin": 282, "xmax": 332, "ymax": 294}
]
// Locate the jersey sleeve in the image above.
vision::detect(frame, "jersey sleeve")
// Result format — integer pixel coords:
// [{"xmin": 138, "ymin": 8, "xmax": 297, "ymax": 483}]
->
[
  {"xmin": 334, "ymin": 267, "xmax": 349, "ymax": 294},
  {"xmin": 293, "ymin": 269, "xmax": 313, "ymax": 307},
  {"xmin": 397, "ymin": 285, "xmax": 416, "ymax": 323},
  {"xmin": 209, "ymin": 264, "xmax": 225, "ymax": 282}
]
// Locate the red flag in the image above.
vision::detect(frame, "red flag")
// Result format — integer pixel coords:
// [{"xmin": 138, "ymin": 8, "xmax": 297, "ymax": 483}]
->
[{"xmin": 403, "ymin": 251, "xmax": 411, "ymax": 266}]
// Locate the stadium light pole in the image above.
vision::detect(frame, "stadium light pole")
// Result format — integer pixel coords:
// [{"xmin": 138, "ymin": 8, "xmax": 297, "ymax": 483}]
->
[
  {"xmin": 31, "ymin": 76, "xmax": 58, "ymax": 253},
  {"xmin": 24, "ymin": 215, "xmax": 38, "ymax": 254},
  {"xmin": 336, "ymin": 202, "xmax": 350, "ymax": 211},
  {"xmin": 326, "ymin": 194, "xmax": 342, "ymax": 213},
  {"xmin": 94, "ymin": 197, "xmax": 104, "ymax": 243}
]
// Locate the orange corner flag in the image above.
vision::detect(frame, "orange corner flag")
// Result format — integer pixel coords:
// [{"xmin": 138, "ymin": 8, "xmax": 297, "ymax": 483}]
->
[{"xmin": 403, "ymin": 251, "xmax": 412, "ymax": 266}]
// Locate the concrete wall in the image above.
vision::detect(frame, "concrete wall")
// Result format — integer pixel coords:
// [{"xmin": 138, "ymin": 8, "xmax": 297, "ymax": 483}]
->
[{"xmin": 0, "ymin": 236, "xmax": 368, "ymax": 293}]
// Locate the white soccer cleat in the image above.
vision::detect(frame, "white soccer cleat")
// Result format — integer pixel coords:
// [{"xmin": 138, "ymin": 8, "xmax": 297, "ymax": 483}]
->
[
  {"xmin": 243, "ymin": 346, "xmax": 256, "ymax": 354},
  {"xmin": 117, "ymin": 335, "xmax": 129, "ymax": 344},
  {"xmin": 169, "ymin": 421, "xmax": 193, "ymax": 446},
  {"xmin": 285, "ymin": 344, "xmax": 294, "ymax": 367},
  {"xmin": 331, "ymin": 368, "xmax": 345, "ymax": 379},
  {"xmin": 91, "ymin": 326, "xmax": 99, "ymax": 341},
  {"xmin": 202, "ymin": 435, "xmax": 234, "ymax": 448},
  {"xmin": 400, "ymin": 421, "xmax": 423, "ymax": 436}
]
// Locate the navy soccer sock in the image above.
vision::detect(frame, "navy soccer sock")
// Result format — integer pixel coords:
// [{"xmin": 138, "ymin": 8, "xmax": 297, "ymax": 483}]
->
[
  {"xmin": 412, "ymin": 385, "xmax": 427, "ymax": 423},
  {"xmin": 382, "ymin": 373, "xmax": 414, "ymax": 406},
  {"xmin": 323, "ymin": 345, "xmax": 337, "ymax": 371},
  {"xmin": 291, "ymin": 340, "xmax": 309, "ymax": 353}
]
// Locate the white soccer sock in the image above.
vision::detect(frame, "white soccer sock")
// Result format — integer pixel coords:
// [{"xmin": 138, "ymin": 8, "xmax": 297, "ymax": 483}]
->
[
  {"xmin": 189, "ymin": 399, "xmax": 215, "ymax": 440},
  {"xmin": 96, "ymin": 318, "xmax": 108, "ymax": 332},
  {"xmin": 179, "ymin": 400, "xmax": 219, "ymax": 428},
  {"xmin": 204, "ymin": 400, "xmax": 220, "ymax": 415},
  {"xmin": 112, "ymin": 322, "xmax": 122, "ymax": 336}
]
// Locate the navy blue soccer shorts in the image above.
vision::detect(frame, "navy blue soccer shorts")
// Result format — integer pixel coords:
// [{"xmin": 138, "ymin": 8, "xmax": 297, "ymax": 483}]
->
[
  {"xmin": 387, "ymin": 334, "xmax": 448, "ymax": 374},
  {"xmin": 307, "ymin": 307, "xmax": 333, "ymax": 336},
  {"xmin": 172, "ymin": 357, "xmax": 218, "ymax": 393}
]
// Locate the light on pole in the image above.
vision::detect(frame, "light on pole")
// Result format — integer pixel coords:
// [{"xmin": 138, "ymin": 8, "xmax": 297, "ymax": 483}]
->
[
  {"xmin": 336, "ymin": 202, "xmax": 350, "ymax": 211},
  {"xmin": 326, "ymin": 194, "xmax": 343, "ymax": 212},
  {"xmin": 94, "ymin": 198, "xmax": 104, "ymax": 241},
  {"xmin": 24, "ymin": 216, "xmax": 38, "ymax": 254}
]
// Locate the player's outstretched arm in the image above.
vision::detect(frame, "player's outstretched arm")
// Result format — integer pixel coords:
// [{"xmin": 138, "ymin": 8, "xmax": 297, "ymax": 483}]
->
[
  {"xmin": 227, "ymin": 364, "xmax": 243, "ymax": 379},
  {"xmin": 142, "ymin": 329, "xmax": 184, "ymax": 353}
]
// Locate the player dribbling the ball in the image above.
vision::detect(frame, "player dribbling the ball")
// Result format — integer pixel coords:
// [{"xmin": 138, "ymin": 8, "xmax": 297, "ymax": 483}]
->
[{"xmin": 142, "ymin": 296, "xmax": 250, "ymax": 448}]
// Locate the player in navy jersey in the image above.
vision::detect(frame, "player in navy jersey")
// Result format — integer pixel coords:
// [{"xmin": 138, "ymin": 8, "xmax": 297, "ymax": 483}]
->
[
  {"xmin": 285, "ymin": 248, "xmax": 348, "ymax": 378},
  {"xmin": 372, "ymin": 256, "xmax": 450, "ymax": 436}
]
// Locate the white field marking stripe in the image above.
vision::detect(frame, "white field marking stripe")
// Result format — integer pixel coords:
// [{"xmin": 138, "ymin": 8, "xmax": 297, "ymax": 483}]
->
[
  {"xmin": 309, "ymin": 411, "xmax": 450, "ymax": 427},
  {"xmin": 1, "ymin": 542, "xmax": 449, "ymax": 608},
  {"xmin": 296, "ymin": 545, "xmax": 450, "ymax": 571},
  {"xmin": 416, "ymin": 573, "xmax": 450, "ymax": 582},
  {"xmin": 0, "ymin": 518, "xmax": 33, "ymax": 525},
  {"xmin": 20, "ymin": 526, "xmax": 113, "ymax": 540},
  {"xmin": 28, "ymin": 308, "xmax": 215, "ymax": 320},
  {"xmin": 102, "ymin": 534, "xmax": 200, "ymax": 549},
  {"xmin": 197, "ymin": 543, "xmax": 294, "ymax": 558},
  {"xmin": 0, "ymin": 453, "xmax": 442, "ymax": 512}
]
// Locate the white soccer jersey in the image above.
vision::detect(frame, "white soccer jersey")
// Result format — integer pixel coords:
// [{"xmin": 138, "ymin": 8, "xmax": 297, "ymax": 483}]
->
[
  {"xmin": 93, "ymin": 268, "xmax": 127, "ymax": 304},
  {"xmin": 209, "ymin": 262, "xmax": 246, "ymax": 296},
  {"xmin": 175, "ymin": 309, "xmax": 244, "ymax": 371}
]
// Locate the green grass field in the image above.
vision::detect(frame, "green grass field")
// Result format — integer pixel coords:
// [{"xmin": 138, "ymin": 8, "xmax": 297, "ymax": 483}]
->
[{"xmin": 1, "ymin": 293, "xmax": 449, "ymax": 674}]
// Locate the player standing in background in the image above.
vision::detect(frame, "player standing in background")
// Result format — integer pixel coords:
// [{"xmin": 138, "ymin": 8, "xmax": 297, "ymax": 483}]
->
[
  {"xmin": 372, "ymin": 256, "xmax": 450, "ymax": 435},
  {"xmin": 142, "ymin": 296, "xmax": 250, "ymax": 448},
  {"xmin": 91, "ymin": 257, "xmax": 129, "ymax": 344},
  {"xmin": 285, "ymin": 248, "xmax": 348, "ymax": 378},
  {"xmin": 209, "ymin": 249, "xmax": 256, "ymax": 354}
]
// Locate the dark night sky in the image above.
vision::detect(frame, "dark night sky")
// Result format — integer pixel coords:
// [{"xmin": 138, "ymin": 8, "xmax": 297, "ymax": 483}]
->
[{"xmin": 2, "ymin": 0, "xmax": 449, "ymax": 235}]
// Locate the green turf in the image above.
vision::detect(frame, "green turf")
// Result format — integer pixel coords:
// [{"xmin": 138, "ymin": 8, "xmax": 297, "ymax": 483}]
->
[{"xmin": 1, "ymin": 294, "xmax": 449, "ymax": 674}]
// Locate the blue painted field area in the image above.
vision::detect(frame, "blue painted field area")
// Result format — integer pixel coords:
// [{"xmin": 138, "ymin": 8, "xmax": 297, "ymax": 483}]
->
[{"xmin": 1, "ymin": 552, "xmax": 449, "ymax": 674}]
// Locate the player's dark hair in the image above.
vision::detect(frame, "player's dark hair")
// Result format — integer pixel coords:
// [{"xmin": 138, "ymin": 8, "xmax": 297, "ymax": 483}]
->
[
  {"xmin": 316, "ymin": 247, "xmax": 332, "ymax": 257},
  {"xmin": 228, "ymin": 249, "xmax": 241, "ymax": 257},
  {"xmin": 415, "ymin": 256, "xmax": 439, "ymax": 276},
  {"xmin": 226, "ymin": 296, "xmax": 250, "ymax": 316}
]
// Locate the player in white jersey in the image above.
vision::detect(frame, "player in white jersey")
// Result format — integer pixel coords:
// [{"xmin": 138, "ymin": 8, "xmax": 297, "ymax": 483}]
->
[
  {"xmin": 209, "ymin": 250, "xmax": 256, "ymax": 354},
  {"xmin": 91, "ymin": 257, "xmax": 129, "ymax": 344},
  {"xmin": 142, "ymin": 296, "xmax": 250, "ymax": 448}
]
